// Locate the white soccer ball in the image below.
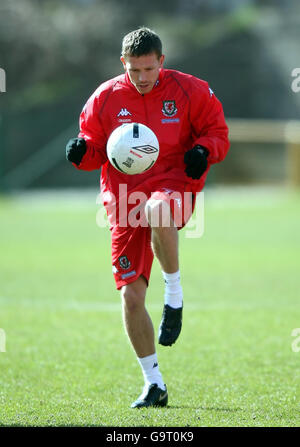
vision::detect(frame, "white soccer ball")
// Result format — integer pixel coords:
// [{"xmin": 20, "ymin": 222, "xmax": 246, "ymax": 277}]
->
[{"xmin": 106, "ymin": 123, "xmax": 159, "ymax": 175}]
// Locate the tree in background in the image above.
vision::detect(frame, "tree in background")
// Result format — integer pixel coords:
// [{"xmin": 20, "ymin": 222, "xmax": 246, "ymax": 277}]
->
[{"xmin": 0, "ymin": 0, "xmax": 299, "ymax": 187}]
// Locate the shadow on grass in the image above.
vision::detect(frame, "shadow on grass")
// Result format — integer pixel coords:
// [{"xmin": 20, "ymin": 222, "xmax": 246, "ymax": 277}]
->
[
  {"xmin": 166, "ymin": 405, "xmax": 241, "ymax": 412},
  {"xmin": 0, "ymin": 405, "xmax": 242, "ymax": 427}
]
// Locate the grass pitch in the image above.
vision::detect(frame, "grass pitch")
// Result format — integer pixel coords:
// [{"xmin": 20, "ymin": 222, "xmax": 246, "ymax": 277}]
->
[{"xmin": 0, "ymin": 186, "xmax": 300, "ymax": 427}]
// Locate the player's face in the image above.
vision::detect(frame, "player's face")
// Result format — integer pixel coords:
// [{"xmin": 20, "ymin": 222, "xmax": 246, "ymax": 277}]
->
[{"xmin": 121, "ymin": 53, "xmax": 165, "ymax": 94}]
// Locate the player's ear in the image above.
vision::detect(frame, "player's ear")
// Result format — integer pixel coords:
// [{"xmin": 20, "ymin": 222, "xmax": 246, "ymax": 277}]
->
[
  {"xmin": 159, "ymin": 55, "xmax": 165, "ymax": 68},
  {"xmin": 120, "ymin": 56, "xmax": 127, "ymax": 71}
]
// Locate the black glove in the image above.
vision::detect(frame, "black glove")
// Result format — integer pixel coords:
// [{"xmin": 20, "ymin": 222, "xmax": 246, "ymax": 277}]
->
[
  {"xmin": 66, "ymin": 137, "xmax": 87, "ymax": 166},
  {"xmin": 184, "ymin": 145, "xmax": 209, "ymax": 180}
]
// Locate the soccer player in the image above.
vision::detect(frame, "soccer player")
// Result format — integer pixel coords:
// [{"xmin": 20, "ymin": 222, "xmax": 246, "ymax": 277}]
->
[{"xmin": 66, "ymin": 27, "xmax": 230, "ymax": 408}]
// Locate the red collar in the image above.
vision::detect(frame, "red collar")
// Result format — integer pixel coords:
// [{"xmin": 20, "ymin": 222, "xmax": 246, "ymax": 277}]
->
[{"xmin": 125, "ymin": 68, "xmax": 165, "ymax": 95}]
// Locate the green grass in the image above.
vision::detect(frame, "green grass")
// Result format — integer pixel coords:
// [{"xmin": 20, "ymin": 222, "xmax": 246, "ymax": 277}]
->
[{"xmin": 0, "ymin": 187, "xmax": 300, "ymax": 427}]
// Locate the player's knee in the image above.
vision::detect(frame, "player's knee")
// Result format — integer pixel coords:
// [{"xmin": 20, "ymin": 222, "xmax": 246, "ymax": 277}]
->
[
  {"xmin": 145, "ymin": 198, "xmax": 171, "ymax": 227},
  {"xmin": 121, "ymin": 287, "xmax": 145, "ymax": 313}
]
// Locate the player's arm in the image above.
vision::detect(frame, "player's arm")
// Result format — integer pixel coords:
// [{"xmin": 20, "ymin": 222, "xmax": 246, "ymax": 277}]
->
[
  {"xmin": 184, "ymin": 82, "xmax": 230, "ymax": 179},
  {"xmin": 66, "ymin": 92, "xmax": 108, "ymax": 171}
]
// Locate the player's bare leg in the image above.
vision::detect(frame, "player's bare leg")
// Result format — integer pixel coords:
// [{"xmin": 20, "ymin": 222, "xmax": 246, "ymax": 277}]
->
[
  {"xmin": 145, "ymin": 198, "xmax": 183, "ymax": 346},
  {"xmin": 151, "ymin": 225, "xmax": 179, "ymax": 273},
  {"xmin": 121, "ymin": 275, "xmax": 154, "ymax": 358},
  {"xmin": 145, "ymin": 199, "xmax": 178, "ymax": 271},
  {"xmin": 121, "ymin": 275, "xmax": 167, "ymax": 407}
]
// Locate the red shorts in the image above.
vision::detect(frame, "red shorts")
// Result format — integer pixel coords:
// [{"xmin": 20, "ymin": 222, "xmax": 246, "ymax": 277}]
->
[{"xmin": 110, "ymin": 179, "xmax": 196, "ymax": 290}]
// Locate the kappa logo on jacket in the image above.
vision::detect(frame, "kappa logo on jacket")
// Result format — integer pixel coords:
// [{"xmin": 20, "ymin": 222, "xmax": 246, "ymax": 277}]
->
[{"xmin": 117, "ymin": 108, "xmax": 132, "ymax": 117}]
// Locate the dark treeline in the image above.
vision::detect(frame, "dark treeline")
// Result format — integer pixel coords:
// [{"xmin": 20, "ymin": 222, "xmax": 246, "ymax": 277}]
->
[{"xmin": 0, "ymin": 0, "xmax": 299, "ymax": 188}]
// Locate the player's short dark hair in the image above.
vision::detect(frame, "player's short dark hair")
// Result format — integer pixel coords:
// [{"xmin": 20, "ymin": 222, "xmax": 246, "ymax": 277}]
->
[{"xmin": 121, "ymin": 27, "xmax": 162, "ymax": 59}]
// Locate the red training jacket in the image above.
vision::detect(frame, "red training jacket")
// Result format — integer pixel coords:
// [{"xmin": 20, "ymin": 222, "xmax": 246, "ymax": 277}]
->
[{"xmin": 75, "ymin": 68, "xmax": 230, "ymax": 203}]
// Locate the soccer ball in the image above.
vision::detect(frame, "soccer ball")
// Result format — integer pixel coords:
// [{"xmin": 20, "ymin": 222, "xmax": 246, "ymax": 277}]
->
[{"xmin": 106, "ymin": 123, "xmax": 159, "ymax": 175}]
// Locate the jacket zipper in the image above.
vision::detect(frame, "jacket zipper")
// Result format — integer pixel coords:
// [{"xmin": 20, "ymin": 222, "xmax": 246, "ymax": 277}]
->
[{"xmin": 142, "ymin": 94, "xmax": 149, "ymax": 125}]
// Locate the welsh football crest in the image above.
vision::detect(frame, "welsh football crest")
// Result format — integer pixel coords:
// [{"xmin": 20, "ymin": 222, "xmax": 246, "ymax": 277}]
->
[
  {"xmin": 118, "ymin": 255, "xmax": 131, "ymax": 270},
  {"xmin": 162, "ymin": 100, "xmax": 177, "ymax": 117}
]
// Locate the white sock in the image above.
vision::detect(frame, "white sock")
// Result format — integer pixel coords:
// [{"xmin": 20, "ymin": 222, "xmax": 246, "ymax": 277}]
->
[
  {"xmin": 137, "ymin": 353, "xmax": 166, "ymax": 392},
  {"xmin": 162, "ymin": 270, "xmax": 183, "ymax": 309}
]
